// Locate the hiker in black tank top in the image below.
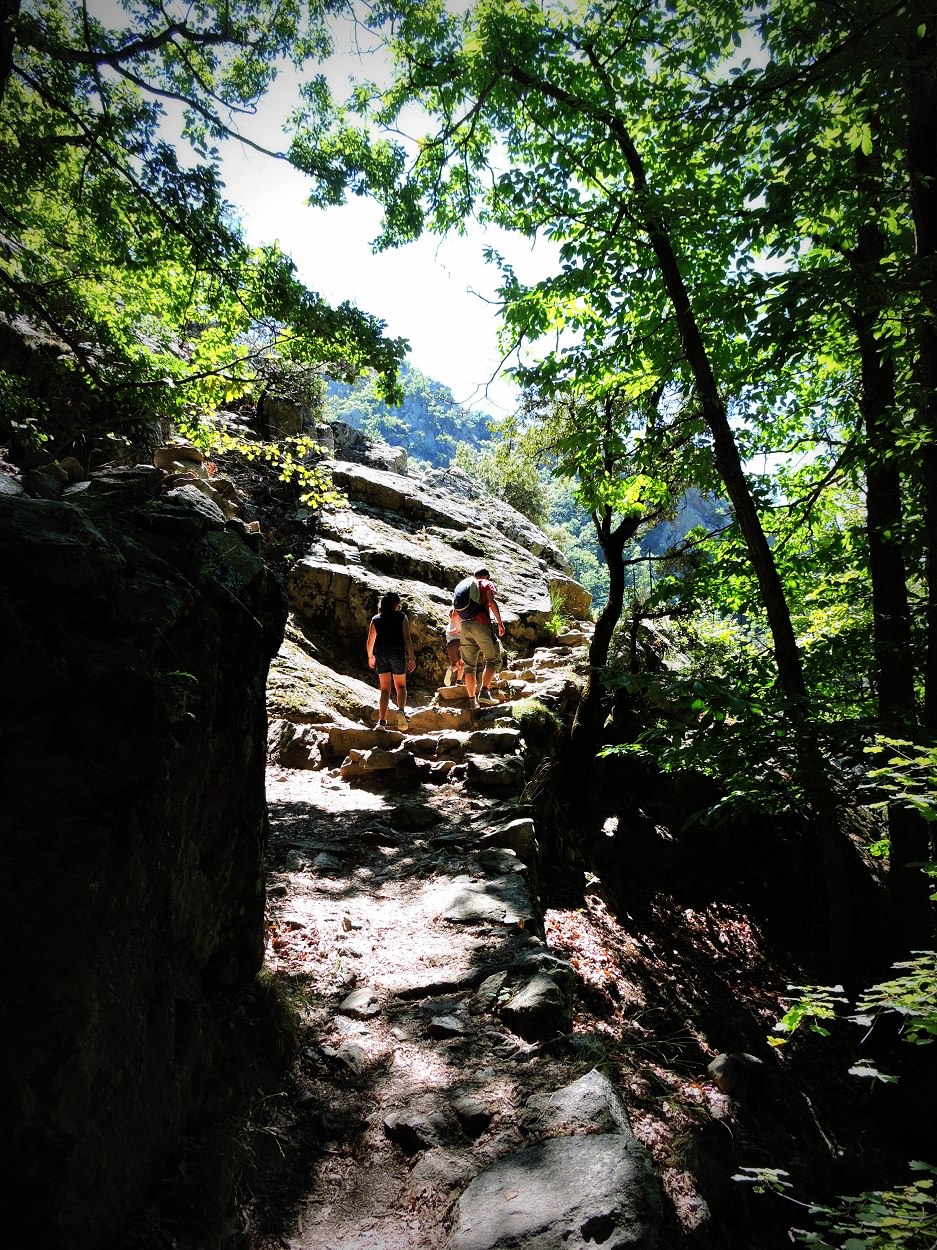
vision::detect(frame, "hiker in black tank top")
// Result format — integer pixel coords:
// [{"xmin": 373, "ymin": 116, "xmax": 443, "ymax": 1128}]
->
[{"xmin": 365, "ymin": 590, "xmax": 416, "ymax": 729}]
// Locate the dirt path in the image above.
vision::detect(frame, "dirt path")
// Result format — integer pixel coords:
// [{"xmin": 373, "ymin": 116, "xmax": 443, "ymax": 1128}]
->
[
  {"xmin": 236, "ymin": 627, "xmax": 828, "ymax": 1250},
  {"xmin": 242, "ymin": 634, "xmax": 599, "ymax": 1249}
]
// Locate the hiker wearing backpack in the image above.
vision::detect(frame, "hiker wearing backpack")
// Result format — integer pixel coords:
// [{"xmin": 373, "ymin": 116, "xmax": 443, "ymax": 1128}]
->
[
  {"xmin": 451, "ymin": 567, "xmax": 504, "ymax": 705},
  {"xmin": 366, "ymin": 590, "xmax": 416, "ymax": 728}
]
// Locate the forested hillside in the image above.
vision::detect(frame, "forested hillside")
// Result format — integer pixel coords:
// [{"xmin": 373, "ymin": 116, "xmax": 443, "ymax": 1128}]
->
[{"xmin": 325, "ymin": 364, "xmax": 491, "ymax": 467}]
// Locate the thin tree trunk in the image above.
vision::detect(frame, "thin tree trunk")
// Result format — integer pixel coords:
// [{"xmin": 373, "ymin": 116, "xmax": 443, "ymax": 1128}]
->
[
  {"xmin": 0, "ymin": 0, "xmax": 20, "ymax": 107},
  {"xmin": 908, "ymin": 12, "xmax": 937, "ymax": 739},
  {"xmin": 587, "ymin": 514, "xmax": 631, "ymax": 669},
  {"xmin": 605, "ymin": 112, "xmax": 854, "ymax": 972},
  {"xmin": 568, "ymin": 509, "xmax": 634, "ymax": 766},
  {"xmin": 903, "ymin": 11, "xmax": 937, "ymax": 947},
  {"xmin": 508, "ymin": 60, "xmax": 854, "ymax": 969},
  {"xmin": 855, "ymin": 215, "xmax": 932, "ymax": 952}
]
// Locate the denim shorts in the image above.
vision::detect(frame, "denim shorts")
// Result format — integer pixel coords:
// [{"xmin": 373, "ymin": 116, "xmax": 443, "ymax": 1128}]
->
[{"xmin": 374, "ymin": 646, "xmax": 407, "ymax": 675}]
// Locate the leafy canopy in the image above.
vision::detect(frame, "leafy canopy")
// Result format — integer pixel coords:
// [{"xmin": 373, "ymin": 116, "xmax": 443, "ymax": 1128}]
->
[{"xmin": 0, "ymin": 0, "xmax": 406, "ymax": 458}]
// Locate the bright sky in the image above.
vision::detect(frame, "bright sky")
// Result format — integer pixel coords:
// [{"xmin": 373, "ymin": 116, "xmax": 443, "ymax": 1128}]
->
[
  {"xmin": 222, "ymin": 151, "xmax": 544, "ymax": 417},
  {"xmin": 218, "ymin": 51, "xmax": 556, "ymax": 419},
  {"xmin": 88, "ymin": 0, "xmax": 555, "ymax": 415}
]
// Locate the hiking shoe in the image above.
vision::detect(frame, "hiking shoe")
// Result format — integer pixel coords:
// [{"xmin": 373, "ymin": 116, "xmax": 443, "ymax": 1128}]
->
[
  {"xmin": 443, "ymin": 667, "xmax": 454, "ymax": 687},
  {"xmin": 397, "ymin": 709, "xmax": 410, "ymax": 729},
  {"xmin": 377, "ymin": 719, "xmax": 387, "ymax": 728},
  {"xmin": 477, "ymin": 687, "xmax": 497, "ymax": 704}
]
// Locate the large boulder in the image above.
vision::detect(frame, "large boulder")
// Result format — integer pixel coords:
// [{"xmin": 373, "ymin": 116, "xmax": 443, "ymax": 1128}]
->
[
  {"xmin": 283, "ymin": 457, "xmax": 591, "ymax": 689},
  {"xmin": 0, "ymin": 490, "xmax": 285, "ymax": 1249},
  {"xmin": 448, "ymin": 1134, "xmax": 661, "ymax": 1250}
]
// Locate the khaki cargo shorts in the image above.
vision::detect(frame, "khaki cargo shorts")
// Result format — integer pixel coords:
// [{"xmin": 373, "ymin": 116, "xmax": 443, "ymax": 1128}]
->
[{"xmin": 459, "ymin": 617, "xmax": 501, "ymax": 668}]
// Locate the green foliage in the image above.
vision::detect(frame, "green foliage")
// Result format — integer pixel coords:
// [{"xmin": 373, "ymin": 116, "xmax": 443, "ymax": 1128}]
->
[
  {"xmin": 542, "ymin": 585, "xmax": 570, "ymax": 640},
  {"xmin": 546, "ymin": 519, "xmax": 610, "ymax": 613},
  {"xmin": 600, "ymin": 664, "xmax": 801, "ymax": 825},
  {"xmin": 258, "ymin": 358, "xmax": 327, "ymax": 426},
  {"xmin": 770, "ymin": 985, "xmax": 849, "ymax": 1047},
  {"xmin": 769, "ymin": 954, "xmax": 937, "ymax": 1056},
  {"xmin": 791, "ymin": 1162, "xmax": 937, "ymax": 1250},
  {"xmin": 735, "ymin": 1163, "xmax": 937, "ymax": 1249},
  {"xmin": 852, "ymin": 955, "xmax": 937, "ymax": 1048},
  {"xmin": 511, "ymin": 697, "xmax": 562, "ymax": 750},
  {"xmin": 759, "ymin": 958, "xmax": 937, "ymax": 1245},
  {"xmin": 0, "ymin": 0, "xmax": 405, "ymax": 462},
  {"xmin": 733, "ymin": 1166, "xmax": 794, "ymax": 1195},
  {"xmin": 331, "ymin": 0, "xmax": 934, "ymax": 765},
  {"xmin": 452, "ymin": 430, "xmax": 547, "ymax": 523},
  {"xmin": 212, "ymin": 432, "xmax": 342, "ymax": 509},
  {"xmin": 865, "ymin": 740, "xmax": 937, "ymax": 828}
]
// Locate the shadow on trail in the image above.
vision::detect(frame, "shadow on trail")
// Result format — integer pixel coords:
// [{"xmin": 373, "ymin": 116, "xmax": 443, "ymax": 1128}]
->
[{"xmin": 243, "ymin": 774, "xmax": 551, "ymax": 1247}]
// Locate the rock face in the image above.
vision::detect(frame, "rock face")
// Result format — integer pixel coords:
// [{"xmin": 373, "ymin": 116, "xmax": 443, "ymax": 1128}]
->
[
  {"xmin": 448, "ymin": 1133, "xmax": 661, "ymax": 1250},
  {"xmin": 284, "ymin": 458, "xmax": 589, "ymax": 686},
  {"xmin": 449, "ymin": 1071, "xmax": 660, "ymax": 1250},
  {"xmin": 0, "ymin": 489, "xmax": 285, "ymax": 1249}
]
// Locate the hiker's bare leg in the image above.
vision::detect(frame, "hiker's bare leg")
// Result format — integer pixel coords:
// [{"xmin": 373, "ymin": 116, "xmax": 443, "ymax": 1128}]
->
[
  {"xmin": 464, "ymin": 667, "xmax": 477, "ymax": 698},
  {"xmin": 481, "ymin": 662, "xmax": 497, "ymax": 691},
  {"xmin": 378, "ymin": 673, "xmax": 392, "ymax": 720},
  {"xmin": 393, "ymin": 673, "xmax": 407, "ymax": 712}
]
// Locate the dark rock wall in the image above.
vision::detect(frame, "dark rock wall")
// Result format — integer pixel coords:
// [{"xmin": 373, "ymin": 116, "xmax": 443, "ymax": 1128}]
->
[{"xmin": 0, "ymin": 491, "xmax": 285, "ymax": 1249}]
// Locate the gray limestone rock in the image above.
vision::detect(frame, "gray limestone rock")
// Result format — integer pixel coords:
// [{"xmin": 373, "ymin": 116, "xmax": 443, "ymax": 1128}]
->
[
  {"xmin": 524, "ymin": 1069, "xmax": 635, "ymax": 1138},
  {"xmin": 464, "ymin": 728, "xmax": 523, "ymax": 755},
  {"xmin": 267, "ymin": 720, "xmax": 323, "ymax": 769},
  {"xmin": 509, "ymin": 950, "xmax": 577, "ymax": 996},
  {"xmin": 451, "ymin": 1095, "xmax": 493, "ymax": 1138},
  {"xmin": 500, "ymin": 972, "xmax": 572, "ymax": 1041},
  {"xmin": 1, "ymin": 490, "xmax": 285, "ymax": 1246},
  {"xmin": 339, "ymin": 747, "xmax": 399, "ymax": 777},
  {"xmin": 448, "ymin": 1134, "xmax": 661, "ymax": 1250},
  {"xmin": 471, "ymin": 972, "xmax": 509, "ymax": 1015},
  {"xmin": 0, "ymin": 473, "xmax": 25, "ymax": 496},
  {"xmin": 464, "ymin": 754, "xmax": 526, "ymax": 795},
  {"xmin": 432, "ymin": 873, "xmax": 533, "ymax": 927},
  {"xmin": 384, "ymin": 1110, "xmax": 442, "ymax": 1154},
  {"xmin": 407, "ymin": 1148, "xmax": 477, "ymax": 1201},
  {"xmin": 389, "ymin": 800, "xmax": 444, "ymax": 830},
  {"xmin": 322, "ymin": 1041, "xmax": 368, "ymax": 1074},
  {"xmin": 282, "ymin": 452, "xmax": 592, "ymax": 687},
  {"xmin": 479, "ymin": 818, "xmax": 537, "ymax": 858},
  {"xmin": 427, "ymin": 1014, "xmax": 468, "ymax": 1038},
  {"xmin": 339, "ymin": 988, "xmax": 380, "ymax": 1019}
]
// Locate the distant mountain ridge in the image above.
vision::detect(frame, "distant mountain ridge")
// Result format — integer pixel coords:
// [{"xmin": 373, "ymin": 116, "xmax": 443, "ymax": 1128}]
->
[{"xmin": 325, "ymin": 363, "xmax": 492, "ymax": 469}]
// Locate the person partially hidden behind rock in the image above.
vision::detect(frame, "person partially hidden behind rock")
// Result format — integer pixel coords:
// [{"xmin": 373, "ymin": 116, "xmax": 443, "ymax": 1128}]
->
[
  {"xmin": 366, "ymin": 591, "xmax": 416, "ymax": 729},
  {"xmin": 444, "ymin": 608, "xmax": 465, "ymax": 686},
  {"xmin": 456, "ymin": 567, "xmax": 505, "ymax": 706}
]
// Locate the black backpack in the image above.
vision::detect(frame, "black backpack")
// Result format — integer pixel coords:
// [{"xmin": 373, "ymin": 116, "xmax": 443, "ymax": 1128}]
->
[{"xmin": 452, "ymin": 576, "xmax": 483, "ymax": 620}]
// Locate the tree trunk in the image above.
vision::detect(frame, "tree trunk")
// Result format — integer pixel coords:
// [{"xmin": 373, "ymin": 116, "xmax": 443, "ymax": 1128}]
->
[
  {"xmin": 609, "ymin": 116, "xmax": 854, "ymax": 972},
  {"xmin": 567, "ymin": 510, "xmax": 634, "ymax": 773},
  {"xmin": 903, "ymin": 12, "xmax": 937, "ymax": 947},
  {"xmin": 855, "ymin": 215, "xmax": 933, "ymax": 952},
  {"xmin": 507, "ymin": 59, "xmax": 855, "ymax": 969},
  {"xmin": 0, "ymin": 0, "xmax": 21, "ymax": 107},
  {"xmin": 587, "ymin": 513, "xmax": 631, "ymax": 670},
  {"xmin": 908, "ymin": 13, "xmax": 937, "ymax": 740}
]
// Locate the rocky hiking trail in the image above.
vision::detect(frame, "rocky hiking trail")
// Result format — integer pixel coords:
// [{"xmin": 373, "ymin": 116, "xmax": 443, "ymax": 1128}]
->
[
  {"xmin": 240, "ymin": 597, "xmax": 869, "ymax": 1250},
  {"xmin": 244, "ymin": 624, "xmax": 670, "ymax": 1250}
]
